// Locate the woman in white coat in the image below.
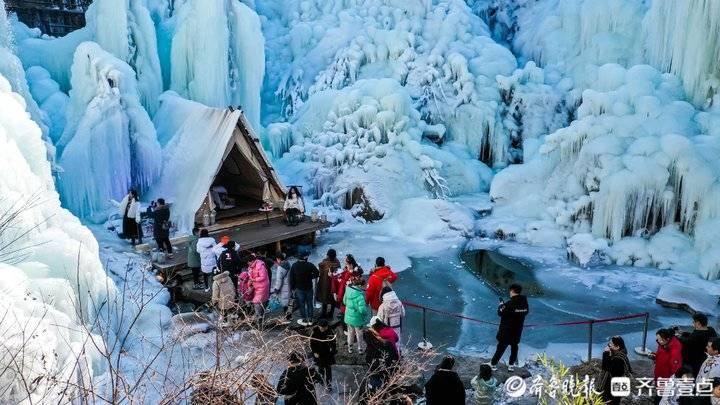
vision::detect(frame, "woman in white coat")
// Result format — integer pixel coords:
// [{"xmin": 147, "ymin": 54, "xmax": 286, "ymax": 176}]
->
[
  {"xmin": 283, "ymin": 186, "xmax": 305, "ymax": 226},
  {"xmin": 195, "ymin": 229, "xmax": 217, "ymax": 292},
  {"xmin": 118, "ymin": 190, "xmax": 142, "ymax": 245}
]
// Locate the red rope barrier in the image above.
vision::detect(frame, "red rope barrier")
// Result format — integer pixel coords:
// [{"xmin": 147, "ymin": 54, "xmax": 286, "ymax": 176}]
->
[{"xmin": 402, "ymin": 301, "xmax": 648, "ymax": 329}]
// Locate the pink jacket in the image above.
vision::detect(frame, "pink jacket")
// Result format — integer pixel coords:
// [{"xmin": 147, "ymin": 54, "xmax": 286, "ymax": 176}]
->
[{"xmin": 249, "ymin": 259, "xmax": 270, "ymax": 304}]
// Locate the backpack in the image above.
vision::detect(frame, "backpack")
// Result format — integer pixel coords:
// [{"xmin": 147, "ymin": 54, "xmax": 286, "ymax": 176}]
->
[{"xmin": 217, "ymin": 248, "xmax": 240, "ymax": 274}]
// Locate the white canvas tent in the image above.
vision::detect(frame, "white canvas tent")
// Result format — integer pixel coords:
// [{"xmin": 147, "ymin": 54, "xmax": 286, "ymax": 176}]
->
[{"xmin": 148, "ymin": 94, "xmax": 285, "ymax": 232}]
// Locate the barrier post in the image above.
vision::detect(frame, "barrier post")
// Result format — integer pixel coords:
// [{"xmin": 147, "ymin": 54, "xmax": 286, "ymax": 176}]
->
[
  {"xmin": 641, "ymin": 312, "xmax": 649, "ymax": 352},
  {"xmin": 417, "ymin": 306, "xmax": 433, "ymax": 350},
  {"xmin": 587, "ymin": 320, "xmax": 594, "ymax": 362}
]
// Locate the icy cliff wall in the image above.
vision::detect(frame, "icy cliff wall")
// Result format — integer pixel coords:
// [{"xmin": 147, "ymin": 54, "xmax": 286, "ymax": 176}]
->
[{"xmin": 57, "ymin": 42, "xmax": 162, "ymax": 221}]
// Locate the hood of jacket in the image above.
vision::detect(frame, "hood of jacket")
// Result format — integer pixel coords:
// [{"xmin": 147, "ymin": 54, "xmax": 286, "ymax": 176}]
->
[
  {"xmin": 382, "ymin": 290, "xmax": 399, "ymax": 302},
  {"xmin": 197, "ymin": 237, "xmax": 216, "ymax": 249},
  {"xmin": 214, "ymin": 271, "xmax": 231, "ymax": 282},
  {"xmin": 480, "ymin": 376, "xmax": 497, "ymax": 388},
  {"xmin": 373, "ymin": 266, "xmax": 394, "ymax": 278}
]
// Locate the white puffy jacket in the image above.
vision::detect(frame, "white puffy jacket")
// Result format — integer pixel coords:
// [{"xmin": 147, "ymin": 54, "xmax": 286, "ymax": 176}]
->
[{"xmin": 196, "ymin": 237, "xmax": 218, "ymax": 274}]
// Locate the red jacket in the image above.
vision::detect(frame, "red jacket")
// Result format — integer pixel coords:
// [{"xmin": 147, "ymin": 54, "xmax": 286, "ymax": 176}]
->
[
  {"xmin": 332, "ymin": 270, "xmax": 353, "ymax": 313},
  {"xmin": 365, "ymin": 266, "xmax": 398, "ymax": 310},
  {"xmin": 654, "ymin": 337, "xmax": 682, "ymax": 379}
]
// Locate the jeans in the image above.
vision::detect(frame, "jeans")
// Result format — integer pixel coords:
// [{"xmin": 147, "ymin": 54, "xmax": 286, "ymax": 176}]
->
[
  {"xmin": 491, "ymin": 341, "xmax": 519, "ymax": 366},
  {"xmin": 295, "ymin": 289, "xmax": 314, "ymax": 321},
  {"xmin": 347, "ymin": 326, "xmax": 363, "ymax": 351}
]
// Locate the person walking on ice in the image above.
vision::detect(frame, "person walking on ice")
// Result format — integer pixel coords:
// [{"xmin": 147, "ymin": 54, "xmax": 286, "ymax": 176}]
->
[{"xmin": 489, "ymin": 283, "xmax": 529, "ymax": 371}]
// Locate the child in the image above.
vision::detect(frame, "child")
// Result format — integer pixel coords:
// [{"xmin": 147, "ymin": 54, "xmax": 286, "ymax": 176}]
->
[
  {"xmin": 471, "ymin": 364, "xmax": 497, "ymax": 405},
  {"xmin": 310, "ymin": 319, "xmax": 337, "ymax": 391}
]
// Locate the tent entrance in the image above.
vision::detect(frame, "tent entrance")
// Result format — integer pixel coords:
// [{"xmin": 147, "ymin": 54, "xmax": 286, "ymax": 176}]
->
[{"xmin": 210, "ymin": 144, "xmax": 265, "ymax": 220}]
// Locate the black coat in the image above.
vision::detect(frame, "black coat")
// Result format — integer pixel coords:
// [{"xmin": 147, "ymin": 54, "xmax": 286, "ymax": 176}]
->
[
  {"xmin": 152, "ymin": 206, "xmax": 171, "ymax": 239},
  {"xmin": 496, "ymin": 295, "xmax": 529, "ymax": 345},
  {"xmin": 680, "ymin": 327, "xmax": 717, "ymax": 376},
  {"xmin": 289, "ymin": 260, "xmax": 319, "ymax": 291},
  {"xmin": 366, "ymin": 339, "xmax": 399, "ymax": 375},
  {"xmin": 310, "ymin": 327, "xmax": 337, "ymax": 367},
  {"xmin": 217, "ymin": 247, "xmax": 241, "ymax": 276},
  {"xmin": 424, "ymin": 369, "xmax": 466, "ymax": 405},
  {"xmin": 276, "ymin": 365, "xmax": 318, "ymax": 405}
]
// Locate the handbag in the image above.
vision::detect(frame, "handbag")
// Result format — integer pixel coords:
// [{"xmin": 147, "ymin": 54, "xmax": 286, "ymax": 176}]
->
[{"xmin": 269, "ymin": 296, "xmax": 282, "ymax": 312}]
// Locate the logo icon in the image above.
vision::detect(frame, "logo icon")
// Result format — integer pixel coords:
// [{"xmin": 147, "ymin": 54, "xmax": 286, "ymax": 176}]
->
[
  {"xmin": 610, "ymin": 377, "xmax": 631, "ymax": 397},
  {"xmin": 505, "ymin": 375, "xmax": 527, "ymax": 397}
]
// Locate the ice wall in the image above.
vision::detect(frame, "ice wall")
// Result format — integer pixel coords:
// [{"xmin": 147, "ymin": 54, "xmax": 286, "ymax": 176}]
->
[
  {"xmin": 489, "ymin": 63, "xmax": 720, "ymax": 279},
  {"xmin": 57, "ymin": 42, "xmax": 161, "ymax": 221},
  {"xmin": 0, "ymin": 69, "xmax": 112, "ymax": 403},
  {"xmin": 170, "ymin": 0, "xmax": 265, "ymax": 131},
  {"xmin": 504, "ymin": 0, "xmax": 720, "ymax": 107}
]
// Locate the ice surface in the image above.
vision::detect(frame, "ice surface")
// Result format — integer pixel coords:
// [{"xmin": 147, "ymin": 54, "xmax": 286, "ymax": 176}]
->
[
  {"xmin": 656, "ymin": 285, "xmax": 720, "ymax": 316},
  {"xmin": 57, "ymin": 42, "xmax": 161, "ymax": 221}
]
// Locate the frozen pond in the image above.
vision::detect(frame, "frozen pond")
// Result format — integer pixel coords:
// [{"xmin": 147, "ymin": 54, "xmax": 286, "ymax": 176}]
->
[{"xmin": 394, "ymin": 245, "xmax": 692, "ymax": 364}]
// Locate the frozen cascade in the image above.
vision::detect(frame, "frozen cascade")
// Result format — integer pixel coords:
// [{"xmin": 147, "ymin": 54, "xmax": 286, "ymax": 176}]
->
[
  {"xmin": 57, "ymin": 42, "xmax": 161, "ymax": 221},
  {"xmin": 170, "ymin": 0, "xmax": 265, "ymax": 131},
  {"xmin": 506, "ymin": 0, "xmax": 720, "ymax": 106},
  {"xmin": 0, "ymin": 63, "xmax": 112, "ymax": 403},
  {"xmin": 87, "ymin": 0, "xmax": 164, "ymax": 115},
  {"xmin": 489, "ymin": 63, "xmax": 720, "ymax": 279}
]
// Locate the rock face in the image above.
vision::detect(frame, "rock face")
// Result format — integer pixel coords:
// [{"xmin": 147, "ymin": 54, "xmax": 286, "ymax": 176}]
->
[{"xmin": 656, "ymin": 284, "xmax": 720, "ymax": 315}]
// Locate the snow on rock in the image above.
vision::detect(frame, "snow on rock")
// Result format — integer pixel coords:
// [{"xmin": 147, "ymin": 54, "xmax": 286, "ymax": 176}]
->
[
  {"xmin": 489, "ymin": 62, "xmax": 720, "ymax": 278},
  {"xmin": 395, "ymin": 198, "xmax": 475, "ymax": 241},
  {"xmin": 656, "ymin": 284, "xmax": 720, "ymax": 316},
  {"xmin": 57, "ymin": 42, "xmax": 161, "ymax": 221},
  {"xmin": 567, "ymin": 233, "xmax": 608, "ymax": 267},
  {"xmin": 0, "ymin": 70, "xmax": 112, "ymax": 403}
]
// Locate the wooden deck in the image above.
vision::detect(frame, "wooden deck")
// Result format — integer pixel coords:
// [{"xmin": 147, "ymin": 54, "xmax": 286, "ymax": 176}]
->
[{"xmin": 152, "ymin": 215, "xmax": 331, "ymax": 273}]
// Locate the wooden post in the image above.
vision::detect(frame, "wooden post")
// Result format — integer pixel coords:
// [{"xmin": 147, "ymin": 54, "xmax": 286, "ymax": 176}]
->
[{"xmin": 275, "ymin": 240, "xmax": 282, "ymax": 254}]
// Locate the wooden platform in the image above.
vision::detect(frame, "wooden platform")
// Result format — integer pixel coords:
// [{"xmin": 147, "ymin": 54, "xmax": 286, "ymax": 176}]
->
[{"xmin": 151, "ymin": 215, "xmax": 331, "ymax": 273}]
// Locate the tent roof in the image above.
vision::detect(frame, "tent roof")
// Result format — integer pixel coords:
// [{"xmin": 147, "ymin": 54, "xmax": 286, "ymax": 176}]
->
[{"xmin": 147, "ymin": 94, "xmax": 285, "ymax": 232}]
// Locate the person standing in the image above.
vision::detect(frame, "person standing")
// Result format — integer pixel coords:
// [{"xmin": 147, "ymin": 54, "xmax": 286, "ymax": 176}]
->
[
  {"xmin": 370, "ymin": 317, "xmax": 399, "ymax": 356},
  {"xmin": 344, "ymin": 277, "xmax": 369, "ymax": 354},
  {"xmin": 276, "ymin": 351, "xmax": 319, "ymax": 405},
  {"xmin": 698, "ymin": 338, "xmax": 720, "ymax": 383},
  {"xmin": 310, "ymin": 319, "xmax": 337, "ymax": 391},
  {"xmin": 195, "ymin": 229, "xmax": 215, "ymax": 292},
  {"xmin": 333, "ymin": 254, "xmax": 363, "ymax": 331},
  {"xmin": 211, "ymin": 271, "xmax": 236, "ymax": 323},
  {"xmin": 377, "ymin": 287, "xmax": 405, "ymax": 346},
  {"xmin": 424, "ymin": 356, "xmax": 465, "ymax": 405},
  {"xmin": 249, "ymin": 258, "xmax": 270, "ymax": 323},
  {"xmin": 317, "ymin": 249, "xmax": 340, "ymax": 319},
  {"xmin": 118, "ymin": 190, "xmax": 142, "ymax": 245},
  {"xmin": 599, "ymin": 336, "xmax": 633, "ymax": 405},
  {"xmin": 366, "ymin": 257, "xmax": 397, "ymax": 313},
  {"xmin": 489, "ymin": 284, "xmax": 529, "ymax": 371},
  {"xmin": 272, "ymin": 253, "xmax": 292, "ymax": 318},
  {"xmin": 651, "ymin": 328, "xmax": 683, "ymax": 404},
  {"xmin": 187, "ymin": 227, "xmax": 202, "ymax": 290},
  {"xmin": 152, "ymin": 198, "xmax": 173, "ymax": 257},
  {"xmin": 290, "ymin": 253, "xmax": 319, "ymax": 326},
  {"xmin": 680, "ymin": 314, "xmax": 718, "ymax": 376},
  {"xmin": 363, "ymin": 328, "xmax": 399, "ymax": 391},
  {"xmin": 215, "ymin": 238, "xmax": 241, "ymax": 290}
]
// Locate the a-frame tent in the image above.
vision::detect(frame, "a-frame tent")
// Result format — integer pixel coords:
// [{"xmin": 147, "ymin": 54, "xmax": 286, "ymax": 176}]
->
[{"xmin": 148, "ymin": 97, "xmax": 286, "ymax": 233}]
